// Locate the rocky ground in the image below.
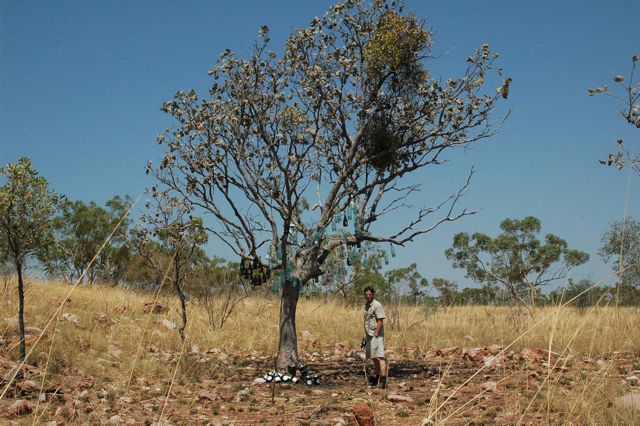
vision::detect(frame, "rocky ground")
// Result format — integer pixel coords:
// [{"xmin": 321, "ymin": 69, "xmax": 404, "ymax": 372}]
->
[{"xmin": 2, "ymin": 337, "xmax": 640, "ymax": 425}]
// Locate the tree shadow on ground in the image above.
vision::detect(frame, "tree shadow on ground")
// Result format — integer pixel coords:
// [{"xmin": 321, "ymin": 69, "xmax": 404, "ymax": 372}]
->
[{"xmin": 301, "ymin": 359, "xmax": 440, "ymax": 387}]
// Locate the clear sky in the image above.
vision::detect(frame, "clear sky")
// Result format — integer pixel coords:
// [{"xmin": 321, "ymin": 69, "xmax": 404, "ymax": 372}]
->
[{"xmin": 1, "ymin": 0, "xmax": 638, "ymax": 290}]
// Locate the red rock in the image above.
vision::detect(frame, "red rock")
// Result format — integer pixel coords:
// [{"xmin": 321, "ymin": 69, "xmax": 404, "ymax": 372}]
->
[
  {"xmin": 462, "ymin": 347, "xmax": 491, "ymax": 362},
  {"xmin": 54, "ymin": 403, "xmax": 76, "ymax": 420},
  {"xmin": 519, "ymin": 347, "xmax": 549, "ymax": 365},
  {"xmin": 95, "ymin": 313, "xmax": 114, "ymax": 326},
  {"xmin": 352, "ymin": 402, "xmax": 374, "ymax": 426},
  {"xmin": 16, "ymin": 380, "xmax": 40, "ymax": 394},
  {"xmin": 143, "ymin": 301, "xmax": 167, "ymax": 314},
  {"xmin": 198, "ymin": 390, "xmax": 219, "ymax": 401},
  {"xmin": 436, "ymin": 346, "xmax": 460, "ymax": 357},
  {"xmin": 8, "ymin": 399, "xmax": 32, "ymax": 416}
]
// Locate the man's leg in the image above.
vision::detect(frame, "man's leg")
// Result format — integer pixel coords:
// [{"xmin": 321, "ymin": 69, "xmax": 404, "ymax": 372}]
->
[
  {"xmin": 378, "ymin": 358, "xmax": 388, "ymax": 389},
  {"xmin": 374, "ymin": 337, "xmax": 387, "ymax": 389},
  {"xmin": 365, "ymin": 339, "xmax": 378, "ymax": 386},
  {"xmin": 368, "ymin": 358, "xmax": 380, "ymax": 386}
]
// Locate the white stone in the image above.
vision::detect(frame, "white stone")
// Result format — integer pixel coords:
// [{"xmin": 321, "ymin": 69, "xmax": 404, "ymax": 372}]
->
[
  {"xmin": 108, "ymin": 415, "xmax": 123, "ymax": 424},
  {"xmin": 160, "ymin": 319, "xmax": 176, "ymax": 329},
  {"xmin": 483, "ymin": 381, "xmax": 497, "ymax": 392},
  {"xmin": 614, "ymin": 393, "xmax": 640, "ymax": 411},
  {"xmin": 387, "ymin": 393, "xmax": 414, "ymax": 403},
  {"xmin": 627, "ymin": 375, "xmax": 640, "ymax": 386},
  {"xmin": 62, "ymin": 312, "xmax": 79, "ymax": 325}
]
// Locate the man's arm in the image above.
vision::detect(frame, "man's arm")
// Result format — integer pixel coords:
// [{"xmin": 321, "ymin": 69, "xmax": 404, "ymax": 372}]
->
[{"xmin": 374, "ymin": 319, "xmax": 383, "ymax": 337}]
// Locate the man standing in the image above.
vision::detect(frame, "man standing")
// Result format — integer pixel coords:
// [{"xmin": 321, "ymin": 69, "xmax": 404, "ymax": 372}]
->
[{"xmin": 362, "ymin": 286, "xmax": 387, "ymax": 388}]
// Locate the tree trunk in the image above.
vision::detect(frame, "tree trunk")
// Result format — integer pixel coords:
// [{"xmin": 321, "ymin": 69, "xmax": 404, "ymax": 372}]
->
[
  {"xmin": 16, "ymin": 261, "xmax": 26, "ymax": 362},
  {"xmin": 174, "ymin": 256, "xmax": 187, "ymax": 342},
  {"xmin": 277, "ymin": 279, "xmax": 300, "ymax": 371},
  {"xmin": 528, "ymin": 283, "xmax": 536, "ymax": 310}
]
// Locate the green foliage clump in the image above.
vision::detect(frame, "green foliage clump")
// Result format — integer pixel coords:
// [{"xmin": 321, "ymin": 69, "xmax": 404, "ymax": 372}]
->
[
  {"xmin": 364, "ymin": 10, "xmax": 430, "ymax": 82},
  {"xmin": 40, "ymin": 196, "xmax": 132, "ymax": 284},
  {"xmin": 445, "ymin": 216, "xmax": 589, "ymax": 309}
]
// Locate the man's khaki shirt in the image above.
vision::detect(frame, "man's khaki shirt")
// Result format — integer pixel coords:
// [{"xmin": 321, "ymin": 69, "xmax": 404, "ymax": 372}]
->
[{"xmin": 364, "ymin": 299, "xmax": 386, "ymax": 337}]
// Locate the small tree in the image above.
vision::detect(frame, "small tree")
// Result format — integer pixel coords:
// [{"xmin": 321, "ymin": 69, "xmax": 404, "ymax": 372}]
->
[
  {"xmin": 152, "ymin": 0, "xmax": 508, "ymax": 370},
  {"xmin": 385, "ymin": 262, "xmax": 427, "ymax": 304},
  {"xmin": 319, "ymin": 240, "xmax": 393, "ymax": 302},
  {"xmin": 189, "ymin": 257, "xmax": 249, "ymax": 330},
  {"xmin": 41, "ymin": 196, "xmax": 132, "ymax": 284},
  {"xmin": 0, "ymin": 157, "xmax": 59, "ymax": 361},
  {"xmin": 432, "ymin": 277, "xmax": 458, "ymax": 308},
  {"xmin": 550, "ymin": 278, "xmax": 602, "ymax": 311},
  {"xmin": 131, "ymin": 188, "xmax": 208, "ymax": 341},
  {"xmin": 445, "ymin": 216, "xmax": 589, "ymax": 311},
  {"xmin": 599, "ymin": 218, "xmax": 640, "ymax": 306}
]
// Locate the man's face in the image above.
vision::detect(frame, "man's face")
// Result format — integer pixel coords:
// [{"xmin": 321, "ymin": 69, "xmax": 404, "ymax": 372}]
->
[{"xmin": 364, "ymin": 290, "xmax": 374, "ymax": 303}]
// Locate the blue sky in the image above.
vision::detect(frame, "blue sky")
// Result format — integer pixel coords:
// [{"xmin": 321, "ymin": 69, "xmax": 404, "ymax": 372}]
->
[{"xmin": 1, "ymin": 0, "xmax": 638, "ymax": 290}]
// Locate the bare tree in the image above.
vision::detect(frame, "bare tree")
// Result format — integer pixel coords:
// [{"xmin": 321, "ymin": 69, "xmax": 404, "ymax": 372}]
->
[
  {"xmin": 150, "ymin": 0, "xmax": 508, "ymax": 370},
  {"xmin": 589, "ymin": 54, "xmax": 639, "ymax": 173},
  {"xmin": 131, "ymin": 188, "xmax": 207, "ymax": 341}
]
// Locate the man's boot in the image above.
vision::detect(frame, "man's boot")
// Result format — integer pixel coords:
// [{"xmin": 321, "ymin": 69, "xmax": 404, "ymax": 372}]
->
[
  {"xmin": 378, "ymin": 376, "xmax": 387, "ymax": 389},
  {"xmin": 368, "ymin": 375, "xmax": 379, "ymax": 387}
]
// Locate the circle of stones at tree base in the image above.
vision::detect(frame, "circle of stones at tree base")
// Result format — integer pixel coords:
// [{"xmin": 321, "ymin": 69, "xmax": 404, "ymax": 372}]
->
[{"xmin": 258, "ymin": 362, "xmax": 321, "ymax": 386}]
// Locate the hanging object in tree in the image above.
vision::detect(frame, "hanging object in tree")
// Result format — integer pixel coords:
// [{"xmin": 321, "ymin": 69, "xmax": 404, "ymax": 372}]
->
[
  {"xmin": 240, "ymin": 255, "xmax": 270, "ymax": 286},
  {"xmin": 390, "ymin": 243, "xmax": 396, "ymax": 258},
  {"xmin": 239, "ymin": 257, "xmax": 252, "ymax": 279}
]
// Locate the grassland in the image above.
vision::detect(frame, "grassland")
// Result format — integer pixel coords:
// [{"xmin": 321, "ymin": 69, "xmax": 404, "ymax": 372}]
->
[{"xmin": 1, "ymin": 279, "xmax": 640, "ymax": 424}]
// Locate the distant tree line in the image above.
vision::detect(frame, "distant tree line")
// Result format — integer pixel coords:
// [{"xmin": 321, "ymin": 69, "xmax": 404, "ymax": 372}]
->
[{"xmin": 2, "ymin": 158, "xmax": 639, "ymax": 359}]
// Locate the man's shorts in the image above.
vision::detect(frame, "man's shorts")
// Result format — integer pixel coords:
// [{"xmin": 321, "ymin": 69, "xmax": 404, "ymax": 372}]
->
[{"xmin": 365, "ymin": 335, "xmax": 385, "ymax": 359}]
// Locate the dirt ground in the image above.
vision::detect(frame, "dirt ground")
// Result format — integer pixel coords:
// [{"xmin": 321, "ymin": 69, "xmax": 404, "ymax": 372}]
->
[{"xmin": 2, "ymin": 342, "xmax": 639, "ymax": 425}]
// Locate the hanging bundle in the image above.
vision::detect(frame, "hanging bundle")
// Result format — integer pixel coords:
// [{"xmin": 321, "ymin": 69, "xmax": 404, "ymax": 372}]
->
[
  {"xmin": 239, "ymin": 255, "xmax": 271, "ymax": 286},
  {"xmin": 239, "ymin": 257, "xmax": 252, "ymax": 279}
]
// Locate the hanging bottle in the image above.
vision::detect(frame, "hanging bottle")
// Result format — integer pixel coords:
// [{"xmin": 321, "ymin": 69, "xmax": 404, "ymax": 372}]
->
[{"xmin": 390, "ymin": 243, "xmax": 396, "ymax": 258}]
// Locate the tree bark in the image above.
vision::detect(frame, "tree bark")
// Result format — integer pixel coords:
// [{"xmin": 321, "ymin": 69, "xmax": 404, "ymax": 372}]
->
[
  {"xmin": 277, "ymin": 279, "xmax": 300, "ymax": 371},
  {"xmin": 16, "ymin": 260, "xmax": 26, "ymax": 362}
]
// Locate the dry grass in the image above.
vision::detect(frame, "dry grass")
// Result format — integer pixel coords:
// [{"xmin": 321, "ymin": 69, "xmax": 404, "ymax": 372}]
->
[{"xmin": 1, "ymin": 279, "xmax": 640, "ymax": 424}]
